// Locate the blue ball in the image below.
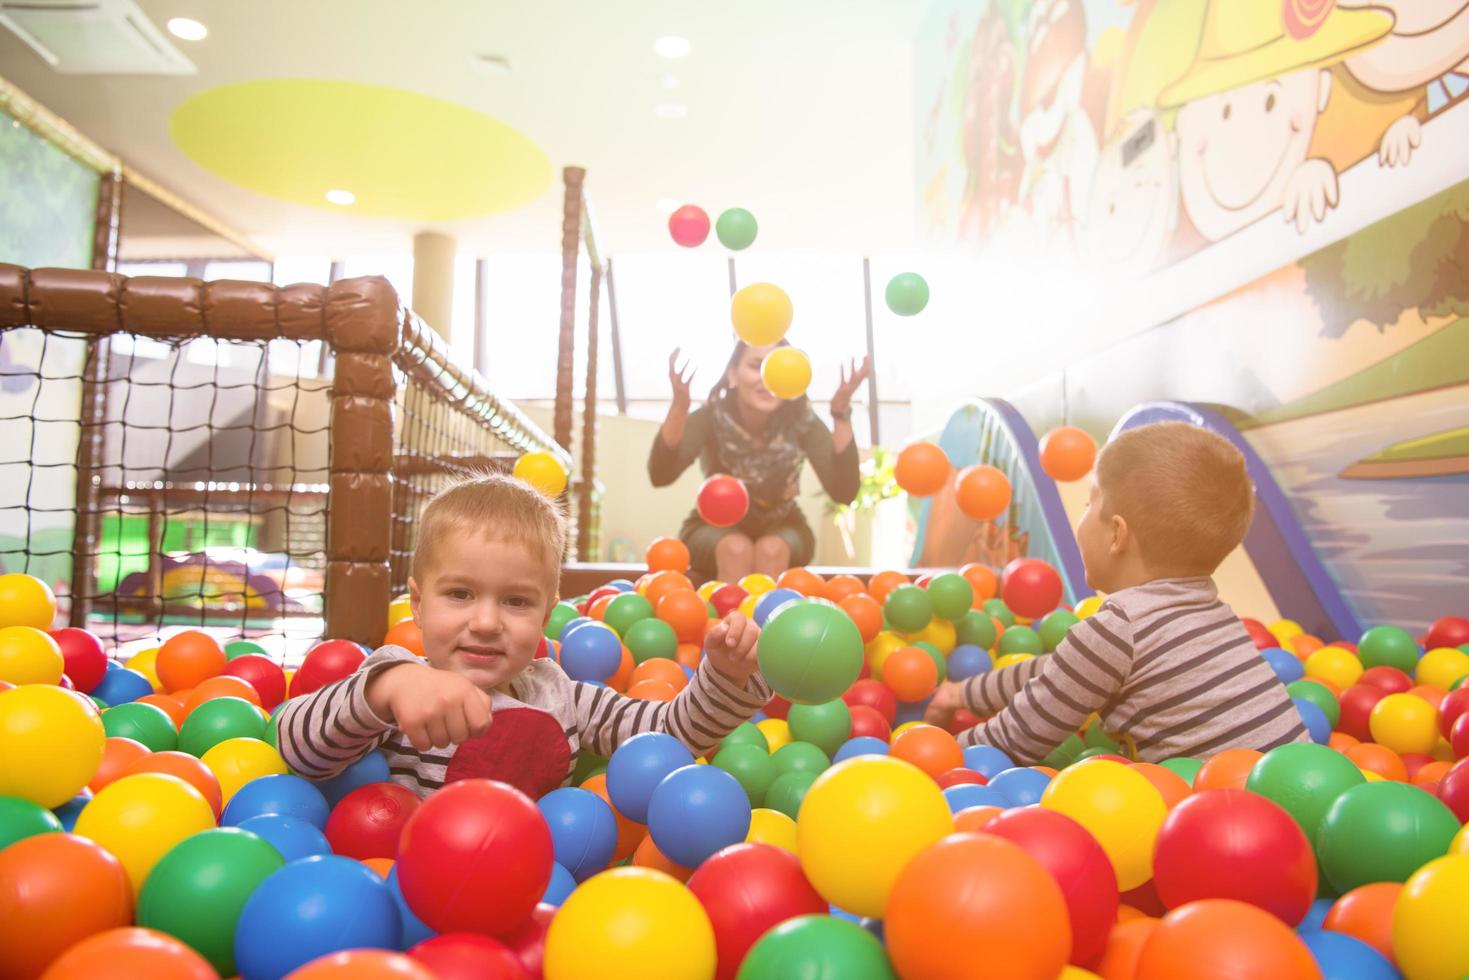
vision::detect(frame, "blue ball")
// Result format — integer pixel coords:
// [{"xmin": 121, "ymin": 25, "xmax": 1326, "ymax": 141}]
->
[
  {"xmin": 754, "ymin": 589, "xmax": 803, "ymax": 627},
  {"xmin": 828, "ymin": 903, "xmax": 862, "ymax": 923},
  {"xmin": 833, "ymin": 736, "xmax": 890, "ymax": 763},
  {"xmin": 1298, "ymin": 898, "xmax": 1334, "ymax": 933},
  {"xmin": 542, "ymin": 861, "xmax": 577, "ymax": 906},
  {"xmin": 1298, "ymin": 929, "xmax": 1397, "ymax": 980},
  {"xmin": 558, "ymin": 616, "xmax": 596, "ymax": 642},
  {"xmin": 1294, "ymin": 697, "xmax": 1332, "ymax": 744},
  {"xmin": 647, "ymin": 764, "xmax": 752, "ymax": 867},
  {"xmin": 314, "ymin": 750, "xmax": 392, "ymax": 807},
  {"xmin": 52, "ymin": 789, "xmax": 92, "ymax": 831},
  {"xmin": 223, "ymin": 774, "xmax": 331, "ymax": 830},
  {"xmin": 607, "ymin": 579, "xmax": 637, "ymax": 593},
  {"xmin": 942, "ymin": 783, "xmax": 1007, "ymax": 813},
  {"xmin": 92, "ymin": 667, "xmax": 152, "ymax": 705},
  {"xmin": 893, "ymin": 697, "xmax": 933, "ymax": 726},
  {"xmin": 947, "ymin": 644, "xmax": 991, "ymax": 681},
  {"xmin": 386, "ymin": 866, "xmax": 435, "ymax": 950},
  {"xmin": 235, "ymin": 814, "xmax": 332, "ymax": 863},
  {"xmin": 988, "ymin": 767, "xmax": 1051, "ymax": 806},
  {"xmin": 962, "ymin": 744, "xmax": 1015, "ymax": 779},
  {"xmin": 234, "ymin": 855, "xmax": 400, "ymax": 979},
  {"xmin": 1262, "ymin": 647, "xmax": 1305, "ymax": 684},
  {"xmin": 559, "ymin": 625, "xmax": 623, "ymax": 682},
  {"xmin": 606, "ymin": 732, "xmax": 695, "ymax": 823},
  {"xmin": 538, "ymin": 787, "xmax": 618, "ymax": 882}
]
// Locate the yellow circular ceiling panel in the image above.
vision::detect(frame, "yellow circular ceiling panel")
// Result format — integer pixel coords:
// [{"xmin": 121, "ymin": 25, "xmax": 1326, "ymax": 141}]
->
[{"xmin": 171, "ymin": 79, "xmax": 551, "ymax": 221}]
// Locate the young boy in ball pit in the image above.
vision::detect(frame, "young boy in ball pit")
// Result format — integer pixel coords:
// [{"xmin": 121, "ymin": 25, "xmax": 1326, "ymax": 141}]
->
[
  {"xmin": 275, "ymin": 473, "xmax": 773, "ymax": 799},
  {"xmin": 928, "ymin": 422, "xmax": 1310, "ymax": 763}
]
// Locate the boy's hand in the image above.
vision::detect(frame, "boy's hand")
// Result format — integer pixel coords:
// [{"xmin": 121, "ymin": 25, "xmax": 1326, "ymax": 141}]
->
[
  {"xmin": 704, "ymin": 611, "xmax": 760, "ymax": 687},
  {"xmin": 366, "ymin": 662, "xmax": 493, "ymax": 752},
  {"xmin": 924, "ymin": 680, "xmax": 965, "ymax": 729}
]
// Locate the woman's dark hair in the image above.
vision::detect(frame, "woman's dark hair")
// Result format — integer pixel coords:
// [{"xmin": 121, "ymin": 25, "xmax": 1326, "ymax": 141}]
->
[{"xmin": 706, "ymin": 339, "xmax": 811, "ymax": 430}]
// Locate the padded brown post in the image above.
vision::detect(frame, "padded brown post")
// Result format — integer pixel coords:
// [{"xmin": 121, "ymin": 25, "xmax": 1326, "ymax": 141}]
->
[
  {"xmin": 554, "ymin": 167, "xmax": 585, "ymax": 453},
  {"xmin": 578, "ymin": 263, "xmax": 601, "ymax": 559}
]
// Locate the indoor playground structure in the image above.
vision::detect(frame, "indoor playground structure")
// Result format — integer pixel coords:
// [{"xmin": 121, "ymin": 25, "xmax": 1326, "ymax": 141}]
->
[{"xmin": 3, "ymin": 2, "xmax": 1469, "ymax": 979}]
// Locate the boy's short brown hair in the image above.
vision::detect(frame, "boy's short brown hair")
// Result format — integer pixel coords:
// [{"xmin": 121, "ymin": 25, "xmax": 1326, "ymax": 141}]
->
[
  {"xmin": 413, "ymin": 473, "xmax": 566, "ymax": 590},
  {"xmin": 1095, "ymin": 421, "xmax": 1255, "ymax": 576}
]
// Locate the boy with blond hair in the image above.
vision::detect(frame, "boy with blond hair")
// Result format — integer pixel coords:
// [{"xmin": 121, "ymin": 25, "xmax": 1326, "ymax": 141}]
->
[
  {"xmin": 276, "ymin": 473, "xmax": 772, "ymax": 798},
  {"xmin": 929, "ymin": 421, "xmax": 1309, "ymax": 762}
]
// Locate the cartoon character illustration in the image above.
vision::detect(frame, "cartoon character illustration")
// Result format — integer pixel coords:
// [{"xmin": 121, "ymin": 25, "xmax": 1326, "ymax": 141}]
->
[
  {"xmin": 957, "ymin": 4, "xmax": 1023, "ymax": 240},
  {"xmin": 1082, "ymin": 108, "xmax": 1179, "ymax": 275},
  {"xmin": 1160, "ymin": 0, "xmax": 1394, "ymax": 240}
]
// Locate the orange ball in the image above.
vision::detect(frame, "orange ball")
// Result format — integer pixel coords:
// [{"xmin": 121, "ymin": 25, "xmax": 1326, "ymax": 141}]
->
[
  {"xmin": 626, "ymin": 679, "xmax": 678, "ymax": 702},
  {"xmin": 645, "ymin": 536, "xmax": 691, "ymax": 574},
  {"xmin": 867, "ymin": 570, "xmax": 911, "ymax": 605},
  {"xmin": 90, "ymin": 736, "xmax": 151, "ymax": 793},
  {"xmin": 889, "ymin": 725, "xmax": 964, "ymax": 779},
  {"xmin": 776, "ymin": 567, "xmax": 826, "ymax": 597},
  {"xmin": 630, "ymin": 658, "xmax": 689, "ymax": 693},
  {"xmin": 281, "ymin": 949, "xmax": 433, "ymax": 979},
  {"xmin": 882, "ymin": 646, "xmax": 940, "ymax": 702},
  {"xmin": 1322, "ymin": 883, "xmax": 1401, "ymax": 964},
  {"xmin": 156, "ymin": 630, "xmax": 225, "ymax": 693},
  {"xmin": 839, "ymin": 593, "xmax": 884, "ymax": 644},
  {"xmin": 134, "ymin": 693, "xmax": 187, "ymax": 728},
  {"xmin": 1328, "ymin": 731, "xmax": 1360, "ymax": 753},
  {"xmin": 382, "ymin": 620, "xmax": 425, "ymax": 658},
  {"xmin": 1345, "ymin": 742, "xmax": 1408, "ymax": 782},
  {"xmin": 1413, "ymin": 760, "xmax": 1453, "ymax": 786},
  {"xmin": 1192, "ymin": 748, "xmax": 1262, "ymax": 791},
  {"xmin": 182, "ymin": 674, "xmax": 262, "ymax": 716},
  {"xmin": 895, "ymin": 441, "xmax": 951, "ymax": 497},
  {"xmin": 644, "ymin": 570, "xmax": 695, "ymax": 608},
  {"xmin": 607, "ymin": 645, "xmax": 636, "ymax": 692},
  {"xmin": 1093, "ymin": 916, "xmax": 1160, "ymax": 980},
  {"xmin": 1291, "ymin": 634, "xmax": 1324, "ymax": 659},
  {"xmin": 959, "ymin": 563, "xmax": 999, "ymax": 602},
  {"xmin": 0, "ymin": 833, "xmax": 134, "ymax": 979},
  {"xmin": 675, "ymin": 643, "xmax": 703, "ymax": 671},
  {"xmin": 589, "ymin": 594, "xmax": 616, "ymax": 621},
  {"xmin": 656, "ymin": 590, "xmax": 710, "ymax": 645},
  {"xmin": 361, "ymin": 857, "xmax": 396, "ymax": 878},
  {"xmin": 39, "ymin": 926, "xmax": 216, "ymax": 980},
  {"xmin": 1129, "ymin": 762, "xmax": 1192, "ymax": 810},
  {"xmin": 1135, "ymin": 899, "xmax": 1318, "ymax": 980},
  {"xmin": 581, "ymin": 772, "xmax": 645, "ymax": 862},
  {"xmin": 823, "ymin": 574, "xmax": 866, "ymax": 604},
  {"xmin": 1407, "ymin": 684, "xmax": 1446, "ymax": 710},
  {"xmin": 1039, "ymin": 426, "xmax": 1097, "ymax": 482},
  {"xmin": 632, "ymin": 831, "xmax": 692, "ymax": 881},
  {"xmin": 121, "ymin": 750, "xmax": 224, "ymax": 819},
  {"xmin": 955, "ymin": 465, "xmax": 1012, "ymax": 521},
  {"xmin": 952, "ymin": 805, "xmax": 1005, "ymax": 832}
]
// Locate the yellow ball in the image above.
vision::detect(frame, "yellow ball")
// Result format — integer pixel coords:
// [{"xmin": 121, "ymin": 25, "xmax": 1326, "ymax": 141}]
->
[
  {"xmin": 544, "ymin": 867, "xmax": 716, "ymax": 980},
  {"xmin": 866, "ymin": 631, "xmax": 907, "ymax": 678},
  {"xmin": 730, "ymin": 282, "xmax": 793, "ymax": 346},
  {"xmin": 746, "ymin": 807, "xmax": 799, "ymax": 854},
  {"xmin": 1361, "ymin": 769, "xmax": 1384, "ymax": 782},
  {"xmin": 1059, "ymin": 969, "xmax": 1104, "ymax": 980},
  {"xmin": 738, "ymin": 574, "xmax": 777, "ymax": 597},
  {"xmin": 994, "ymin": 653, "xmax": 1036, "ymax": 670},
  {"xmin": 387, "ymin": 596, "xmax": 414, "ymax": 629},
  {"xmin": 0, "ymin": 572, "xmax": 57, "ymax": 630},
  {"xmin": 1450, "ymin": 823, "xmax": 1469, "ymax": 856},
  {"xmin": 738, "ymin": 595, "xmax": 759, "ymax": 620},
  {"xmin": 697, "ymin": 581, "xmax": 724, "ymax": 602},
  {"xmin": 125, "ymin": 646, "xmax": 162, "ymax": 691},
  {"xmin": 0, "ymin": 625, "xmax": 64, "ymax": 685},
  {"xmin": 902, "ymin": 618, "xmax": 957, "ymax": 655},
  {"xmin": 0, "ymin": 684, "xmax": 105, "ymax": 807},
  {"xmin": 1434, "ymin": 737, "xmax": 1457, "ymax": 762},
  {"xmin": 1074, "ymin": 595, "xmax": 1105, "ymax": 619},
  {"xmin": 1393, "ymin": 854, "xmax": 1469, "ymax": 980},
  {"xmin": 1369, "ymin": 693, "xmax": 1440, "ymax": 756},
  {"xmin": 892, "ymin": 721, "xmax": 929, "ymax": 738},
  {"xmin": 1270, "ymin": 619, "xmax": 1304, "ymax": 643},
  {"xmin": 513, "ymin": 451, "xmax": 569, "ymax": 498},
  {"xmin": 1040, "ymin": 759, "xmax": 1167, "ymax": 891},
  {"xmin": 1417, "ymin": 647, "xmax": 1469, "ymax": 691},
  {"xmin": 760, "ymin": 346, "xmax": 812, "ymax": 400},
  {"xmin": 797, "ymin": 755, "xmax": 954, "ymax": 918},
  {"xmin": 74, "ymin": 772, "xmax": 215, "ymax": 895},
  {"xmin": 756, "ymin": 719, "xmax": 791, "ymax": 754},
  {"xmin": 201, "ymin": 736, "xmax": 288, "ymax": 804},
  {"xmin": 1305, "ymin": 646, "xmax": 1363, "ymax": 690}
]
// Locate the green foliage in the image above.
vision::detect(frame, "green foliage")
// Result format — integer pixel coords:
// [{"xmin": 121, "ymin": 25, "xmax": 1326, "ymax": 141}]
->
[{"xmin": 827, "ymin": 445, "xmax": 901, "ymax": 515}]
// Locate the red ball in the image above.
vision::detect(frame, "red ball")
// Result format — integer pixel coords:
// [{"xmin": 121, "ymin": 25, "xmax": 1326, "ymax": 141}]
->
[
  {"xmin": 397, "ymin": 779, "xmax": 553, "ymax": 936},
  {"xmin": 1337, "ymin": 684, "xmax": 1388, "ymax": 742},
  {"xmin": 51, "ymin": 628, "xmax": 107, "ymax": 694},
  {"xmin": 499, "ymin": 904, "xmax": 554, "ymax": 979},
  {"xmin": 534, "ymin": 636, "xmax": 550, "ymax": 660},
  {"xmin": 949, "ymin": 708, "xmax": 981, "ymax": 735},
  {"xmin": 847, "ymin": 704, "xmax": 891, "ymax": 742},
  {"xmin": 1240, "ymin": 618, "xmax": 1275, "ymax": 650},
  {"xmin": 762, "ymin": 693, "xmax": 791, "ymax": 721},
  {"xmin": 324, "ymin": 781, "xmax": 421, "ymax": 860},
  {"xmin": 843, "ymin": 678, "xmax": 898, "ymax": 726},
  {"xmin": 1439, "ymin": 687, "xmax": 1469, "ymax": 739},
  {"xmin": 697, "ymin": 475, "xmax": 750, "ymax": 529},
  {"xmin": 1425, "ymin": 615, "xmax": 1469, "ymax": 651},
  {"xmin": 936, "ymin": 768, "xmax": 989, "ymax": 789},
  {"xmin": 709, "ymin": 584, "xmax": 748, "ymax": 619},
  {"xmin": 1438, "ymin": 759, "xmax": 1469, "ymax": 821},
  {"xmin": 1000, "ymin": 559, "xmax": 1064, "ymax": 619},
  {"xmin": 687, "ymin": 843, "xmax": 828, "ymax": 980},
  {"xmin": 409, "ymin": 933, "xmax": 529, "ymax": 980},
  {"xmin": 981, "ymin": 806, "xmax": 1119, "ymax": 964},
  {"xmin": 1152, "ymin": 789, "xmax": 1316, "ymax": 926},
  {"xmin": 1453, "ymin": 713, "xmax": 1469, "ymax": 760},
  {"xmin": 222, "ymin": 654, "xmax": 288, "ymax": 711},
  {"xmin": 292, "ymin": 639, "xmax": 368, "ymax": 697},
  {"xmin": 1359, "ymin": 666, "xmax": 1413, "ymax": 694},
  {"xmin": 668, "ymin": 205, "xmax": 711, "ymax": 248}
]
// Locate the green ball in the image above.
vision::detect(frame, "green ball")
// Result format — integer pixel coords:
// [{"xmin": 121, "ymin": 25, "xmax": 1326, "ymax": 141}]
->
[
  {"xmin": 712, "ymin": 743, "xmax": 776, "ymax": 807},
  {"xmin": 178, "ymin": 697, "xmax": 265, "ymax": 757},
  {"xmin": 756, "ymin": 601, "xmax": 864, "ymax": 705},
  {"xmin": 102, "ymin": 701, "xmax": 178, "ymax": 752},
  {"xmin": 624, "ymin": 618, "xmax": 678, "ymax": 664},
  {"xmin": 721, "ymin": 722, "xmax": 769, "ymax": 754},
  {"xmin": 982, "ymin": 598, "xmax": 1015, "ymax": 628},
  {"xmin": 1159, "ymin": 757, "xmax": 1204, "ymax": 786},
  {"xmin": 1042, "ymin": 734, "xmax": 1084, "ymax": 770},
  {"xmin": 1286, "ymin": 679, "xmax": 1340, "ymax": 728},
  {"xmin": 1245, "ymin": 742, "xmax": 1365, "ymax": 844},
  {"xmin": 1082, "ymin": 722, "xmax": 1119, "ymax": 752},
  {"xmin": 884, "ymin": 272, "xmax": 930, "ymax": 318},
  {"xmin": 765, "ymin": 770, "xmax": 818, "ymax": 820},
  {"xmin": 90, "ymin": 696, "xmax": 109, "ymax": 710},
  {"xmin": 771, "ymin": 741, "xmax": 829, "ymax": 779},
  {"xmin": 572, "ymin": 749, "xmax": 609, "ymax": 785},
  {"xmin": 1316, "ymin": 781, "xmax": 1459, "ymax": 892},
  {"xmin": 1453, "ymin": 673, "xmax": 1466, "ymax": 692},
  {"xmin": 955, "ymin": 610, "xmax": 997, "ymax": 650},
  {"xmin": 137, "ymin": 827, "xmax": 286, "ymax": 975},
  {"xmin": 913, "ymin": 642, "xmax": 947, "ymax": 685},
  {"xmin": 996, "ymin": 626, "xmax": 1043, "ymax": 657},
  {"xmin": 1037, "ymin": 610, "xmax": 1080, "ymax": 652},
  {"xmin": 546, "ymin": 601, "xmax": 580, "ymax": 641},
  {"xmin": 0, "ymin": 795, "xmax": 62, "ymax": 851},
  {"xmin": 715, "ymin": 207, "xmax": 759, "ymax": 251},
  {"xmin": 884, "ymin": 585, "xmax": 933, "ymax": 634},
  {"xmin": 786, "ymin": 700, "xmax": 852, "ymax": 757},
  {"xmin": 738, "ymin": 914, "xmax": 896, "ymax": 980},
  {"xmin": 1074, "ymin": 747, "xmax": 1115, "ymax": 761},
  {"xmin": 926, "ymin": 574, "xmax": 974, "ymax": 622},
  {"xmin": 1357, "ymin": 625, "xmax": 1420, "ymax": 673},
  {"xmin": 604, "ymin": 593, "xmax": 655, "ymax": 638},
  {"xmin": 225, "ymin": 640, "xmax": 268, "ymax": 661}
]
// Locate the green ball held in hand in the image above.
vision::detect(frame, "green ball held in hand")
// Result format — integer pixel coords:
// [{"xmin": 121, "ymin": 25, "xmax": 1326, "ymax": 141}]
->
[
  {"xmin": 884, "ymin": 585, "xmax": 933, "ymax": 634},
  {"xmin": 757, "ymin": 600, "xmax": 864, "ymax": 705},
  {"xmin": 926, "ymin": 574, "xmax": 974, "ymax": 622},
  {"xmin": 715, "ymin": 208, "xmax": 759, "ymax": 251},
  {"xmin": 788, "ymin": 700, "xmax": 852, "ymax": 757},
  {"xmin": 885, "ymin": 272, "xmax": 930, "ymax": 317}
]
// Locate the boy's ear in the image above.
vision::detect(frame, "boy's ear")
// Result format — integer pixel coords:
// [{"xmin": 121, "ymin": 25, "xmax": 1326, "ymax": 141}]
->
[
  {"xmin": 1108, "ymin": 513, "xmax": 1130, "ymax": 556},
  {"xmin": 408, "ymin": 577, "xmax": 422, "ymax": 622}
]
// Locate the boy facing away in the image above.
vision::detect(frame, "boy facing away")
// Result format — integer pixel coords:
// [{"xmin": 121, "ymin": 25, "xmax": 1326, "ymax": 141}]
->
[
  {"xmin": 276, "ymin": 474, "xmax": 773, "ymax": 799},
  {"xmin": 928, "ymin": 421, "xmax": 1310, "ymax": 763}
]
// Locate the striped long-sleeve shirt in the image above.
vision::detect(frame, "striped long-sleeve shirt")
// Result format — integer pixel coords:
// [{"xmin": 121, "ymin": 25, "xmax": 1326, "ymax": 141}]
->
[
  {"xmin": 959, "ymin": 577, "xmax": 1310, "ymax": 764},
  {"xmin": 275, "ymin": 645, "xmax": 773, "ymax": 798}
]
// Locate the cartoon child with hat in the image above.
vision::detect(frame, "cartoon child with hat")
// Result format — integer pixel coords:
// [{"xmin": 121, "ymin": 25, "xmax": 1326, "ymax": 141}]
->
[{"xmin": 1161, "ymin": 0, "xmax": 1393, "ymax": 242}]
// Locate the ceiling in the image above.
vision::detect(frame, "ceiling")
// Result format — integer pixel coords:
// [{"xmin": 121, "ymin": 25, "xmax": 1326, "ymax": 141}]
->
[{"xmin": 0, "ymin": 0, "xmax": 928, "ymax": 257}]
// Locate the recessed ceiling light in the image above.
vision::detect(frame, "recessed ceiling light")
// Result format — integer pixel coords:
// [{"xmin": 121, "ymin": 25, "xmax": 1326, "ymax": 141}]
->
[
  {"xmin": 660, "ymin": 74, "xmax": 680, "ymax": 91},
  {"xmin": 325, "ymin": 189, "xmax": 356, "ymax": 206},
  {"xmin": 654, "ymin": 36, "xmax": 690, "ymax": 59},
  {"xmin": 654, "ymin": 102, "xmax": 688, "ymax": 119},
  {"xmin": 166, "ymin": 18, "xmax": 208, "ymax": 41},
  {"xmin": 656, "ymin": 198, "xmax": 680, "ymax": 214}
]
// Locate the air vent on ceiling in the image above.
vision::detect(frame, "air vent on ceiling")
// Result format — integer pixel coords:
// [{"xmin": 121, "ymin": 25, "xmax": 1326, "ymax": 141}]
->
[{"xmin": 0, "ymin": 0, "xmax": 196, "ymax": 75}]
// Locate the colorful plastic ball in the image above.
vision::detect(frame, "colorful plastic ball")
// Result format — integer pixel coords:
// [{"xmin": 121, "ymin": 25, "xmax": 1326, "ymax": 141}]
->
[
  {"xmin": 200, "ymin": 736, "xmax": 287, "ymax": 804},
  {"xmin": 963, "ymin": 744, "xmax": 1015, "ymax": 778},
  {"xmin": 883, "ymin": 584, "xmax": 932, "ymax": 634},
  {"xmin": 833, "ymin": 736, "xmax": 889, "ymax": 763},
  {"xmin": 51, "ymin": 627, "xmax": 107, "ymax": 693},
  {"xmin": 178, "ymin": 696, "xmax": 264, "ymax": 758},
  {"xmin": 757, "ymin": 717, "xmax": 792, "ymax": 751},
  {"xmin": 945, "ymin": 644, "xmax": 990, "ymax": 682},
  {"xmin": 0, "ymin": 793, "xmax": 62, "ymax": 850},
  {"xmin": 955, "ymin": 464, "xmax": 1012, "ymax": 521},
  {"xmin": 1317, "ymin": 780, "xmax": 1460, "ymax": 892},
  {"xmin": 1298, "ymin": 929, "xmax": 1397, "ymax": 980},
  {"xmin": 1304, "ymin": 645, "xmax": 1363, "ymax": 689},
  {"xmin": 222, "ymin": 772, "xmax": 329, "ymax": 829},
  {"xmin": 893, "ymin": 441, "xmax": 949, "ymax": 497},
  {"xmin": 0, "ymin": 831, "xmax": 133, "ymax": 978},
  {"xmin": 1392, "ymin": 853, "xmax": 1469, "ymax": 980},
  {"xmin": 1359, "ymin": 664, "xmax": 1414, "ymax": 693},
  {"xmin": 760, "ymin": 346, "xmax": 812, "ymax": 400},
  {"xmin": 1036, "ymin": 609, "xmax": 1080, "ymax": 652},
  {"xmin": 886, "ymin": 725, "xmax": 959, "ymax": 780},
  {"xmin": 730, "ymin": 282, "xmax": 793, "ymax": 346},
  {"xmin": 544, "ymin": 866, "xmax": 716, "ymax": 980},
  {"xmin": 1425, "ymin": 615, "xmax": 1469, "ymax": 651},
  {"xmin": 607, "ymin": 731, "xmax": 696, "ymax": 823},
  {"xmin": 555, "ymin": 623, "xmax": 620, "ymax": 682},
  {"xmin": 763, "ymin": 769, "xmax": 817, "ymax": 820},
  {"xmin": 989, "ymin": 766, "xmax": 1053, "ymax": 807},
  {"xmin": 940, "ymin": 782, "xmax": 1004, "ymax": 813},
  {"xmin": 1040, "ymin": 760, "xmax": 1167, "ymax": 891},
  {"xmin": 292, "ymin": 639, "xmax": 368, "ymax": 698},
  {"xmin": 603, "ymin": 591, "xmax": 654, "ymax": 637},
  {"xmin": 996, "ymin": 624, "xmax": 1044, "ymax": 657},
  {"xmin": 74, "ymin": 772, "xmax": 215, "ymax": 896},
  {"xmin": 756, "ymin": 600, "xmax": 864, "ymax": 705},
  {"xmin": 712, "ymin": 743, "xmax": 776, "ymax": 806},
  {"xmin": 288, "ymin": 949, "xmax": 435, "ymax": 978},
  {"xmin": 669, "ymin": 204, "xmax": 711, "ymax": 248},
  {"xmin": 1261, "ymin": 646, "xmax": 1305, "ymax": 683},
  {"xmin": 687, "ymin": 843, "xmax": 827, "ymax": 980},
  {"xmin": 513, "ymin": 450, "xmax": 569, "ymax": 498},
  {"xmin": 786, "ymin": 699, "xmax": 852, "ymax": 757},
  {"xmin": 1358, "ymin": 625, "xmax": 1420, "ymax": 673},
  {"xmin": 0, "ymin": 625, "xmax": 62, "ymax": 685},
  {"xmin": 624, "ymin": 617, "xmax": 678, "ymax": 664},
  {"xmin": 41, "ymin": 926, "xmax": 217, "ymax": 979},
  {"xmin": 1417, "ymin": 646, "xmax": 1469, "ymax": 691},
  {"xmin": 771, "ymin": 741, "xmax": 829, "ymax": 779},
  {"xmin": 102, "ymin": 701, "xmax": 177, "ymax": 752},
  {"xmin": 1039, "ymin": 426, "xmax": 1097, "ymax": 482},
  {"xmin": 736, "ymin": 913, "xmax": 891, "ymax": 980},
  {"xmin": 236, "ymin": 813, "xmax": 331, "ymax": 863},
  {"xmin": 90, "ymin": 737, "xmax": 150, "ymax": 795},
  {"xmin": 0, "ymin": 573, "xmax": 56, "ymax": 630},
  {"xmin": 92, "ymin": 665, "xmax": 153, "ymax": 705},
  {"xmin": 1001, "ymin": 559, "xmax": 1064, "ymax": 619},
  {"xmin": 225, "ymin": 639, "xmax": 268, "ymax": 660},
  {"xmin": 386, "ymin": 865, "xmax": 437, "ymax": 950},
  {"xmin": 879, "ymin": 646, "xmax": 937, "ymax": 702},
  {"xmin": 1135, "ymin": 899, "xmax": 1319, "ymax": 980},
  {"xmin": 714, "ymin": 207, "xmax": 758, "ymax": 251},
  {"xmin": 1244, "ymin": 742, "xmax": 1366, "ymax": 845},
  {"xmin": 538, "ymin": 787, "xmax": 618, "ymax": 882},
  {"xmin": 398, "ymin": 779, "xmax": 553, "ymax": 936},
  {"xmin": 751, "ymin": 587, "xmax": 799, "ymax": 628},
  {"xmin": 1294, "ymin": 697, "xmax": 1332, "ymax": 744},
  {"xmin": 1370, "ymin": 691, "xmax": 1440, "ymax": 755},
  {"xmin": 408, "ymin": 932, "xmax": 527, "ymax": 979},
  {"xmin": 1287, "ymin": 679, "xmax": 1340, "ymax": 728},
  {"xmin": 325, "ymin": 781, "xmax": 421, "ymax": 860},
  {"xmin": 649, "ymin": 764, "xmax": 752, "ymax": 868},
  {"xmin": 156, "ymin": 630, "xmax": 225, "ymax": 693},
  {"xmin": 918, "ymin": 576, "xmax": 969, "ymax": 626},
  {"xmin": 884, "ymin": 272, "xmax": 930, "ymax": 316},
  {"xmin": 221, "ymin": 654, "xmax": 288, "ymax": 711},
  {"xmin": 745, "ymin": 807, "xmax": 799, "ymax": 854},
  {"xmin": 52, "ymin": 788, "xmax": 91, "ymax": 830},
  {"xmin": 121, "ymin": 750, "xmax": 222, "ymax": 819},
  {"xmin": 696, "ymin": 475, "xmax": 750, "ymax": 529},
  {"xmin": 315, "ymin": 748, "xmax": 392, "ymax": 806},
  {"xmin": 0, "ymin": 682, "xmax": 106, "ymax": 808},
  {"xmin": 540, "ymin": 860, "xmax": 576, "ymax": 906}
]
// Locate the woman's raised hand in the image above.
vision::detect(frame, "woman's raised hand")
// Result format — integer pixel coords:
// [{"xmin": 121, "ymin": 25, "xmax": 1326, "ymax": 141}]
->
[
  {"xmin": 831, "ymin": 354, "xmax": 872, "ymax": 415},
  {"xmin": 668, "ymin": 348, "xmax": 696, "ymax": 406}
]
